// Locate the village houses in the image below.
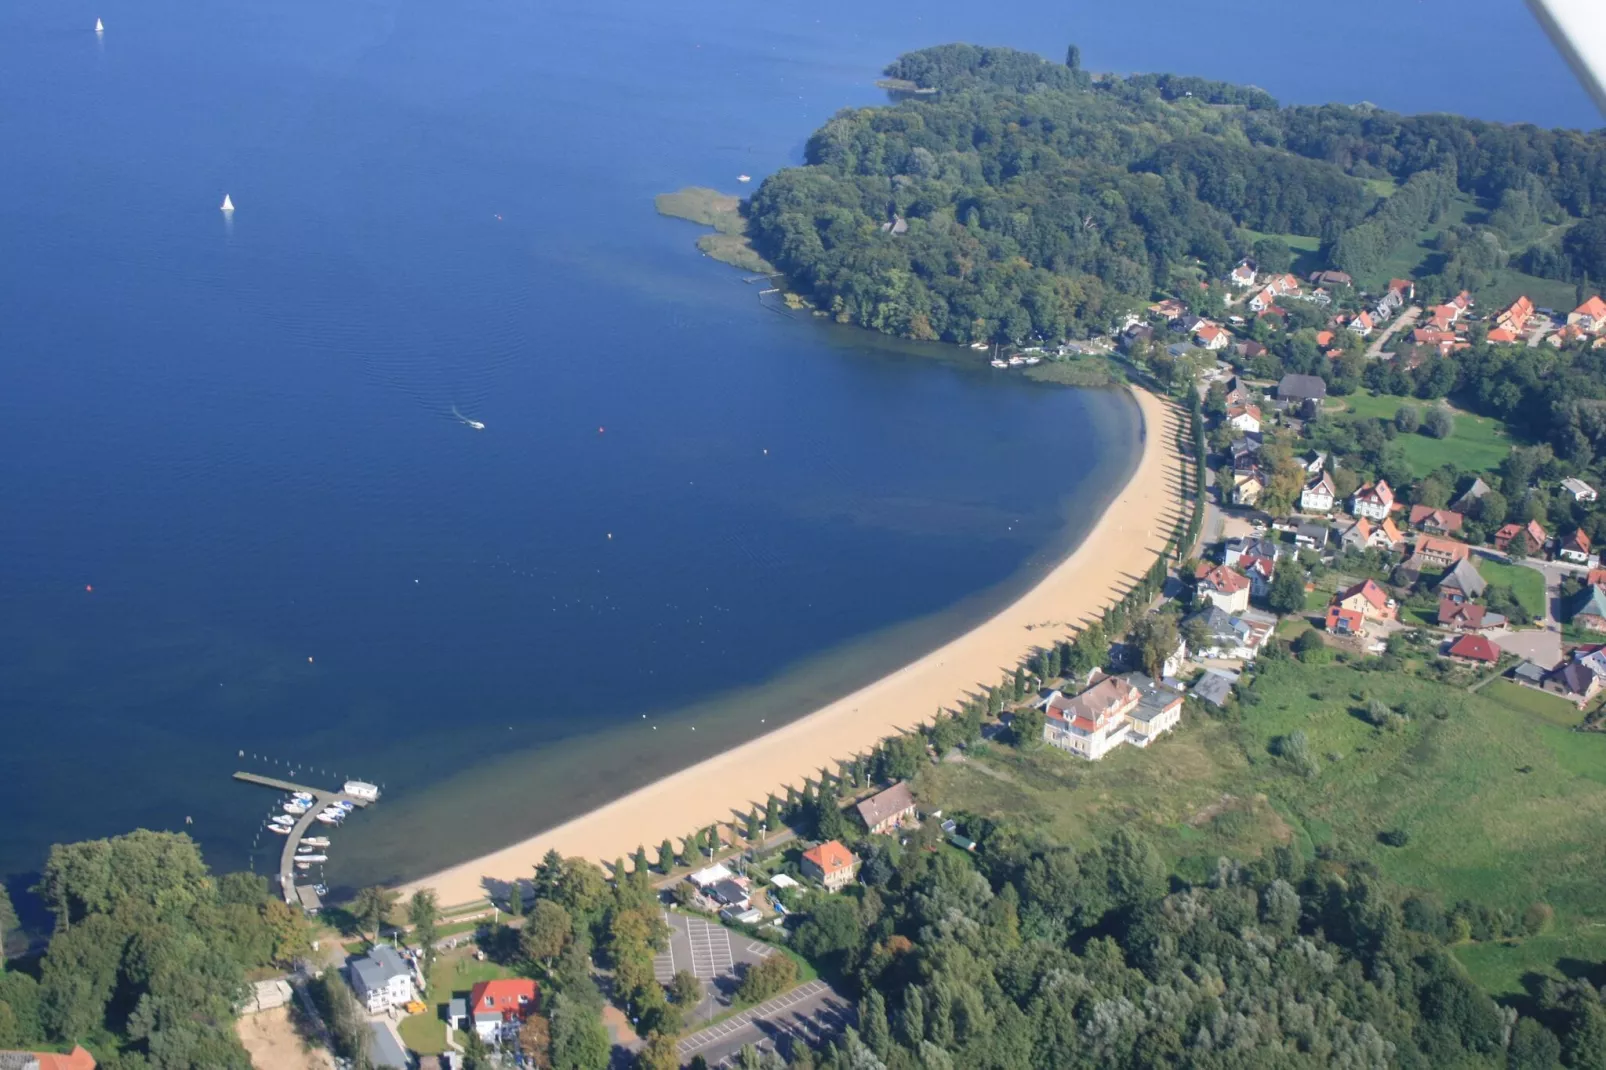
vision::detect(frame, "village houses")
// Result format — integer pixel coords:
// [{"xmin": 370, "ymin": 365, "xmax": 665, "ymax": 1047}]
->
[
  {"xmin": 1040, "ymin": 672, "xmax": 1183, "ymax": 760},
  {"xmin": 1350, "ymin": 480, "xmax": 1394, "ymax": 520},
  {"xmin": 1195, "ymin": 563, "xmax": 1251, "ymax": 614},
  {"xmin": 856, "ymin": 781, "xmax": 917, "ymax": 835},
  {"xmin": 1300, "ymin": 471, "xmax": 1336, "ymax": 512},
  {"xmin": 801, "ymin": 840, "xmax": 858, "ymax": 892}
]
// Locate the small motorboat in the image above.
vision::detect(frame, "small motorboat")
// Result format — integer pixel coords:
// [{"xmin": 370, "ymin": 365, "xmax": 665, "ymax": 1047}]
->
[
  {"xmin": 452, "ymin": 405, "xmax": 485, "ymax": 431},
  {"xmin": 332, "ymin": 799, "xmax": 354, "ymax": 810},
  {"xmin": 1007, "ymin": 355, "xmax": 1026, "ymax": 367},
  {"xmin": 315, "ymin": 813, "xmax": 344, "ymax": 825},
  {"xmin": 295, "ymin": 853, "xmax": 328, "ymax": 863},
  {"xmin": 291, "ymin": 791, "xmax": 314, "ymax": 801},
  {"xmin": 990, "ymin": 359, "xmax": 1008, "ymax": 368},
  {"xmin": 737, "ymin": 174, "xmax": 751, "ymax": 183},
  {"xmin": 300, "ymin": 836, "xmax": 331, "ymax": 847},
  {"xmin": 266, "ymin": 824, "xmax": 292, "ymax": 835},
  {"xmin": 283, "ymin": 803, "xmax": 310, "ymax": 815}
]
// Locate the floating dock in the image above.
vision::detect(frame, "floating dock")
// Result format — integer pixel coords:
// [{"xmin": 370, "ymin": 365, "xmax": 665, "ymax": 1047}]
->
[{"xmin": 234, "ymin": 772, "xmax": 373, "ymax": 906}]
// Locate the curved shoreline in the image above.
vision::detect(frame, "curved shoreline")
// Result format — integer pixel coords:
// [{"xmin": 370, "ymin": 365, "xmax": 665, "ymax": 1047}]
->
[{"xmin": 404, "ymin": 386, "xmax": 1185, "ymax": 906}]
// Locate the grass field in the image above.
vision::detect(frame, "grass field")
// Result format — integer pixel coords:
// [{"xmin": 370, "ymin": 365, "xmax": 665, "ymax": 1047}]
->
[
  {"xmin": 924, "ymin": 658, "xmax": 1606, "ymax": 997},
  {"xmin": 1478, "ymin": 560, "xmax": 1548, "ymax": 620},
  {"xmin": 1239, "ymin": 228, "xmax": 1322, "ymax": 277},
  {"xmin": 1339, "ymin": 392, "xmax": 1514, "ymax": 474},
  {"xmin": 1482, "ymin": 679, "xmax": 1582, "ymax": 727}
]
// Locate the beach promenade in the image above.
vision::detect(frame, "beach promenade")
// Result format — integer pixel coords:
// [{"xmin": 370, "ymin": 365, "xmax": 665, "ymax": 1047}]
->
[{"xmin": 403, "ymin": 386, "xmax": 1188, "ymax": 907}]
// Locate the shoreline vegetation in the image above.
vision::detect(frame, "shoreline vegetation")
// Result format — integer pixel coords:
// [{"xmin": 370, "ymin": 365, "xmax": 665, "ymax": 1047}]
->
[
  {"xmin": 403, "ymin": 386, "xmax": 1188, "ymax": 906},
  {"xmin": 653, "ymin": 186, "xmax": 777, "ymax": 277}
]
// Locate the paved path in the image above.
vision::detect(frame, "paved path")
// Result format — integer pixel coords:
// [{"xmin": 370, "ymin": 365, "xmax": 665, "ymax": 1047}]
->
[
  {"xmin": 677, "ymin": 980, "xmax": 843, "ymax": 1062},
  {"xmin": 1367, "ymin": 305, "xmax": 1420, "ymax": 358}
]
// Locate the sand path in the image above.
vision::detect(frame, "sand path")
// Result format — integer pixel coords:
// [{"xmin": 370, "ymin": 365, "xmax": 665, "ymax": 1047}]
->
[{"xmin": 405, "ymin": 387, "xmax": 1186, "ymax": 905}]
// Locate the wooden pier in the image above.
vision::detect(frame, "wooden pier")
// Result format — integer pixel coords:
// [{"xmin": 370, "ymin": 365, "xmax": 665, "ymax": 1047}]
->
[{"xmin": 234, "ymin": 772, "xmax": 372, "ymax": 906}]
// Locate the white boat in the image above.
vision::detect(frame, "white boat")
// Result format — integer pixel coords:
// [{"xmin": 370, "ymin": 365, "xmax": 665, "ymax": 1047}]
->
[
  {"xmin": 315, "ymin": 813, "xmax": 344, "ymax": 825},
  {"xmin": 990, "ymin": 359, "xmax": 1008, "ymax": 368},
  {"xmin": 331, "ymin": 800, "xmax": 354, "ymax": 810},
  {"xmin": 300, "ymin": 836, "xmax": 330, "ymax": 847},
  {"xmin": 451, "ymin": 406, "xmax": 485, "ymax": 431},
  {"xmin": 1007, "ymin": 355, "xmax": 1026, "ymax": 366},
  {"xmin": 970, "ymin": 342, "xmax": 990, "ymax": 351},
  {"xmin": 294, "ymin": 853, "xmax": 328, "ymax": 863},
  {"xmin": 737, "ymin": 174, "xmax": 751, "ymax": 183},
  {"xmin": 221, "ymin": 194, "xmax": 234, "ymax": 212},
  {"xmin": 1024, "ymin": 356, "xmax": 1042, "ymax": 365},
  {"xmin": 291, "ymin": 791, "xmax": 314, "ymax": 801},
  {"xmin": 270, "ymin": 813, "xmax": 295, "ymax": 824},
  {"xmin": 343, "ymin": 780, "xmax": 380, "ymax": 800},
  {"xmin": 266, "ymin": 824, "xmax": 291, "ymax": 835},
  {"xmin": 283, "ymin": 803, "xmax": 310, "ymax": 814},
  {"xmin": 95, "ymin": 18, "xmax": 104, "ymax": 33}
]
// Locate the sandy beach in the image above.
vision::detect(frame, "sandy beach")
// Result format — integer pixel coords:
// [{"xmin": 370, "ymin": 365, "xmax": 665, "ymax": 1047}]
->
[{"xmin": 405, "ymin": 387, "xmax": 1186, "ymax": 906}]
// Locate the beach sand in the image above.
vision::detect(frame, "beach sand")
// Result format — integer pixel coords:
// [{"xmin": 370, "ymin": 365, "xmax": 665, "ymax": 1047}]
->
[{"xmin": 404, "ymin": 386, "xmax": 1187, "ymax": 906}]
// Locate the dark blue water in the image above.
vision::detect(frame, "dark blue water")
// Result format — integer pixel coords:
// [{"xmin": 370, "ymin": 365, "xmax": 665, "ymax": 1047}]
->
[{"xmin": 0, "ymin": 0, "xmax": 1593, "ymax": 896}]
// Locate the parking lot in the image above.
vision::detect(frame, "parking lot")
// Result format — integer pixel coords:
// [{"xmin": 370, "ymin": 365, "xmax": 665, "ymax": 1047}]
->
[
  {"xmin": 651, "ymin": 909, "xmax": 789, "ymax": 1027},
  {"xmin": 677, "ymin": 980, "xmax": 851, "ymax": 1067}
]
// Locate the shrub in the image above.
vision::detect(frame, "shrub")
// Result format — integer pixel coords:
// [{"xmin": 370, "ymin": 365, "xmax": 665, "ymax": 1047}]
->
[
  {"xmin": 736, "ymin": 951, "xmax": 798, "ymax": 1003},
  {"xmin": 1378, "ymin": 828, "xmax": 1411, "ymax": 847}
]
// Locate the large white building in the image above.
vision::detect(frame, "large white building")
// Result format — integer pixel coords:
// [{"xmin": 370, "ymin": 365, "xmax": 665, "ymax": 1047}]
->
[
  {"xmin": 349, "ymin": 946, "xmax": 416, "ymax": 1013},
  {"xmin": 1041, "ymin": 674, "xmax": 1184, "ymax": 760},
  {"xmin": 1349, "ymin": 480, "xmax": 1394, "ymax": 521}
]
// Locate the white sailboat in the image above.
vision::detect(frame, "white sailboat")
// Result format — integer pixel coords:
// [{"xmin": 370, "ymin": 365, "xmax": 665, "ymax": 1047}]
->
[
  {"xmin": 95, "ymin": 18, "xmax": 104, "ymax": 33},
  {"xmin": 221, "ymin": 194, "xmax": 234, "ymax": 212}
]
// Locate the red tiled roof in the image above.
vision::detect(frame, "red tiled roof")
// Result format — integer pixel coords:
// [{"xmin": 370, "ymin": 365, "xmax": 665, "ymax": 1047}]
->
[
  {"xmin": 469, "ymin": 979, "xmax": 538, "ymax": 1022},
  {"xmin": 1566, "ymin": 529, "xmax": 1591, "ymax": 552},
  {"xmin": 1487, "ymin": 328, "xmax": 1518, "ymax": 344},
  {"xmin": 1195, "ymin": 563, "xmax": 1250, "ymax": 594},
  {"xmin": 9, "ymin": 1050, "xmax": 99, "ymax": 1070},
  {"xmin": 1573, "ymin": 295, "xmax": 1606, "ymax": 320},
  {"xmin": 1335, "ymin": 578, "xmax": 1390, "ymax": 611},
  {"xmin": 1447, "ymin": 634, "xmax": 1500, "ymax": 662},
  {"xmin": 1325, "ymin": 605, "xmax": 1364, "ymax": 632},
  {"xmin": 1415, "ymin": 535, "xmax": 1471, "ymax": 563},
  {"xmin": 1316, "ymin": 330, "xmax": 1334, "ymax": 347},
  {"xmin": 803, "ymin": 840, "xmax": 855, "ymax": 874},
  {"xmin": 1408, "ymin": 505, "xmax": 1464, "ymax": 533}
]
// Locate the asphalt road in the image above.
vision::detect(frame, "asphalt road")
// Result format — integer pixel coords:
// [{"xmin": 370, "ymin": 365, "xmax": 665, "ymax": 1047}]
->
[{"xmin": 676, "ymin": 980, "xmax": 852, "ymax": 1068}]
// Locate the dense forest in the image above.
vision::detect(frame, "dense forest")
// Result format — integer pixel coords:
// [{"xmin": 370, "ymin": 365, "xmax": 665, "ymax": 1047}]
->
[
  {"xmin": 746, "ymin": 44, "xmax": 1606, "ymax": 343},
  {"xmin": 0, "ymin": 830, "xmax": 308, "ymax": 1069},
  {"xmin": 743, "ymin": 826, "xmax": 1604, "ymax": 1070}
]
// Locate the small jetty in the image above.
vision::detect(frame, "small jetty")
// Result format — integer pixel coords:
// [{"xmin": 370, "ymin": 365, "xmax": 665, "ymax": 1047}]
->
[{"xmin": 234, "ymin": 771, "xmax": 377, "ymax": 908}]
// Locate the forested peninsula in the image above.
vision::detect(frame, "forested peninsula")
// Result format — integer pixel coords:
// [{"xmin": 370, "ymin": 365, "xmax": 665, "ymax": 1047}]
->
[{"xmin": 743, "ymin": 43, "xmax": 1606, "ymax": 344}]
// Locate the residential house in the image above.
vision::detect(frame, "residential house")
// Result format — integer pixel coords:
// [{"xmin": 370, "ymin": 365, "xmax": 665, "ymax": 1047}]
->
[
  {"xmin": 800, "ymin": 840, "xmax": 858, "ymax": 891},
  {"xmin": 1488, "ymin": 326, "xmax": 1521, "ymax": 344},
  {"xmin": 1238, "ymin": 554, "xmax": 1276, "ymax": 599},
  {"xmin": 1277, "ymin": 373, "xmax": 1328, "ymax": 405},
  {"xmin": 1567, "ymin": 585, "xmax": 1606, "ymax": 632},
  {"xmin": 1183, "ymin": 605, "xmax": 1271, "ymax": 660},
  {"xmin": 1411, "ymin": 535, "xmax": 1472, "ymax": 570},
  {"xmin": 1300, "ymin": 471, "xmax": 1337, "ymax": 512},
  {"xmin": 1325, "ymin": 604, "xmax": 1366, "ymax": 635},
  {"xmin": 1230, "ymin": 436, "xmax": 1263, "ymax": 473},
  {"xmin": 1388, "ymin": 278, "xmax": 1416, "ymax": 301},
  {"xmin": 1446, "ymin": 634, "xmax": 1501, "ymax": 664},
  {"xmin": 1591, "ymin": 568, "xmax": 1606, "ymax": 588},
  {"xmin": 1368, "ymin": 516, "xmax": 1405, "ymax": 552},
  {"xmin": 0, "ymin": 1049, "xmax": 97, "ymax": 1070},
  {"xmin": 1226, "ymin": 403, "xmax": 1262, "ymax": 434},
  {"xmin": 1295, "ymin": 522, "xmax": 1330, "ymax": 551},
  {"xmin": 1191, "ymin": 669, "xmax": 1238, "ymax": 708},
  {"xmin": 708, "ymin": 879, "xmax": 751, "ymax": 909},
  {"xmin": 1194, "ymin": 563, "xmax": 1251, "ymax": 614},
  {"xmin": 1412, "ymin": 327, "xmax": 1458, "ymax": 350},
  {"xmin": 1347, "ymin": 310, "xmax": 1375, "ymax": 336},
  {"xmin": 1496, "ymin": 295, "xmax": 1535, "ymax": 334},
  {"xmin": 1119, "ymin": 323, "xmax": 1155, "ymax": 352},
  {"xmin": 1249, "ymin": 286, "xmax": 1282, "ymax": 313},
  {"xmin": 1041, "ymin": 675, "xmax": 1141, "ymax": 760},
  {"xmin": 1332, "ymin": 578, "xmax": 1396, "ymax": 622},
  {"xmin": 1339, "ymin": 517, "xmax": 1376, "ymax": 553},
  {"xmin": 1309, "ymin": 270, "xmax": 1352, "ymax": 289},
  {"xmin": 1301, "ymin": 450, "xmax": 1328, "ymax": 474},
  {"xmin": 1224, "ymin": 536, "xmax": 1281, "ymax": 568},
  {"xmin": 1493, "ymin": 520, "xmax": 1548, "ymax": 555},
  {"xmin": 1122, "ymin": 673, "xmax": 1185, "ymax": 746},
  {"xmin": 1196, "ymin": 323, "xmax": 1231, "ymax": 350},
  {"xmin": 349, "ymin": 946, "xmax": 416, "ymax": 1014},
  {"xmin": 1350, "ymin": 480, "xmax": 1394, "ymax": 520},
  {"xmin": 1513, "ymin": 661, "xmax": 1548, "ymax": 687},
  {"xmin": 1436, "ymin": 599, "xmax": 1505, "ymax": 632},
  {"xmin": 1234, "ymin": 340, "xmax": 1267, "ymax": 361},
  {"xmin": 1222, "ymin": 375, "xmax": 1251, "ymax": 407},
  {"xmin": 1543, "ymin": 661, "xmax": 1603, "ymax": 705},
  {"xmin": 1435, "ymin": 557, "xmax": 1487, "ymax": 603},
  {"xmin": 1452, "ymin": 478, "xmax": 1492, "ymax": 514},
  {"xmin": 1559, "ymin": 529, "xmax": 1593, "ymax": 565},
  {"xmin": 1548, "ymin": 324, "xmax": 1593, "ymax": 348},
  {"xmin": 1232, "ymin": 470, "xmax": 1265, "ymax": 507},
  {"xmin": 1561, "ymin": 477, "xmax": 1598, "ymax": 503},
  {"xmin": 1229, "ymin": 261, "xmax": 1258, "ymax": 287},
  {"xmin": 1372, "ymin": 287, "xmax": 1404, "ymax": 321},
  {"xmin": 856, "ymin": 781, "xmax": 917, "ymax": 835},
  {"xmin": 1408, "ymin": 505, "xmax": 1464, "ymax": 536},
  {"xmin": 1567, "ymin": 295, "xmax": 1606, "ymax": 332},
  {"xmin": 467, "ymin": 979, "xmax": 538, "ymax": 1044}
]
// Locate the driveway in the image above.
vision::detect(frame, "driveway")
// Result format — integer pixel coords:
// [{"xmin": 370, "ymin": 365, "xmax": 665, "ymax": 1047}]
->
[
  {"xmin": 677, "ymin": 980, "xmax": 851, "ymax": 1067},
  {"xmin": 653, "ymin": 910, "xmax": 786, "ymax": 1028},
  {"xmin": 1493, "ymin": 627, "xmax": 1563, "ymax": 670}
]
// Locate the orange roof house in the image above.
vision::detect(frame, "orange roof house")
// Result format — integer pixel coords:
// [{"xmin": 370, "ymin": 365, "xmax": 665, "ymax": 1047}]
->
[
  {"xmin": 1333, "ymin": 578, "xmax": 1396, "ymax": 621},
  {"xmin": 1569, "ymin": 295, "xmax": 1606, "ymax": 332},
  {"xmin": 0, "ymin": 1050, "xmax": 97, "ymax": 1070},
  {"xmin": 1325, "ymin": 605, "xmax": 1366, "ymax": 635},
  {"xmin": 802, "ymin": 840, "xmax": 858, "ymax": 891},
  {"xmin": 1388, "ymin": 278, "xmax": 1415, "ymax": 300},
  {"xmin": 1494, "ymin": 520, "xmax": 1548, "ymax": 554},
  {"xmin": 1496, "ymin": 295, "xmax": 1534, "ymax": 333},
  {"xmin": 1408, "ymin": 505, "xmax": 1464, "ymax": 535}
]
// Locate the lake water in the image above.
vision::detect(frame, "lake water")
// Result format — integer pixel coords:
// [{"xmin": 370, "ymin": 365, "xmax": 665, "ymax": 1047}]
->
[{"xmin": 0, "ymin": 0, "xmax": 1593, "ymax": 902}]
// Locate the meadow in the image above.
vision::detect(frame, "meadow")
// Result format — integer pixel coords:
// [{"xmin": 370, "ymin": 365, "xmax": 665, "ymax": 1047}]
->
[
  {"xmin": 920, "ymin": 656, "xmax": 1606, "ymax": 997},
  {"xmin": 1338, "ymin": 391, "xmax": 1515, "ymax": 474}
]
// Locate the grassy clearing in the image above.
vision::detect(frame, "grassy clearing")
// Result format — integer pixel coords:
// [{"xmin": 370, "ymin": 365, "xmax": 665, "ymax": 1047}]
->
[
  {"xmin": 1362, "ymin": 193, "xmax": 1482, "ymax": 290},
  {"xmin": 1239, "ymin": 228, "xmax": 1323, "ymax": 277},
  {"xmin": 928, "ymin": 657, "xmax": 1606, "ymax": 995},
  {"xmin": 397, "ymin": 1012, "xmax": 460, "ymax": 1056},
  {"xmin": 1482, "ymin": 679, "xmax": 1582, "ymax": 727},
  {"xmin": 1479, "ymin": 560, "xmax": 1547, "ymax": 620},
  {"xmin": 1363, "ymin": 177, "xmax": 1399, "ymax": 199},
  {"xmin": 1476, "ymin": 268, "xmax": 1581, "ymax": 315},
  {"xmin": 1338, "ymin": 392, "xmax": 1514, "ymax": 474}
]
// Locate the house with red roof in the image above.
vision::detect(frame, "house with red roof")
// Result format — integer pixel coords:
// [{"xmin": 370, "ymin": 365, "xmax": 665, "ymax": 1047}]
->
[
  {"xmin": 1195, "ymin": 562, "xmax": 1251, "ymax": 614},
  {"xmin": 1042, "ymin": 675, "xmax": 1141, "ymax": 760},
  {"xmin": 1487, "ymin": 327, "xmax": 1520, "ymax": 344},
  {"xmin": 1408, "ymin": 505, "xmax": 1464, "ymax": 536},
  {"xmin": 468, "ymin": 979, "xmax": 539, "ymax": 1043},
  {"xmin": 801, "ymin": 840, "xmax": 858, "ymax": 891},
  {"xmin": 1349, "ymin": 480, "xmax": 1394, "ymax": 521},
  {"xmin": 1325, "ymin": 605, "xmax": 1366, "ymax": 636},
  {"xmin": 1494, "ymin": 520, "xmax": 1548, "ymax": 556},
  {"xmin": 1388, "ymin": 278, "xmax": 1415, "ymax": 301},
  {"xmin": 1445, "ymin": 633, "xmax": 1501, "ymax": 664},
  {"xmin": 0, "ymin": 1049, "xmax": 97, "ymax": 1070},
  {"xmin": 1568, "ymin": 295, "xmax": 1606, "ymax": 333},
  {"xmin": 1196, "ymin": 323, "xmax": 1230, "ymax": 350},
  {"xmin": 1226, "ymin": 403, "xmax": 1261, "ymax": 434},
  {"xmin": 1437, "ymin": 598, "xmax": 1504, "ymax": 632},
  {"xmin": 1332, "ymin": 578, "xmax": 1396, "ymax": 622},
  {"xmin": 1412, "ymin": 535, "xmax": 1472, "ymax": 570},
  {"xmin": 1559, "ymin": 529, "xmax": 1593, "ymax": 565},
  {"xmin": 1347, "ymin": 310, "xmax": 1374, "ymax": 336},
  {"xmin": 1249, "ymin": 286, "xmax": 1281, "ymax": 313},
  {"xmin": 1496, "ymin": 295, "xmax": 1534, "ymax": 334},
  {"xmin": 1229, "ymin": 261, "xmax": 1257, "ymax": 287}
]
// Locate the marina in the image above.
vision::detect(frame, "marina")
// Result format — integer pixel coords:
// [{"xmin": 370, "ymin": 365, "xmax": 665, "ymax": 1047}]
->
[{"xmin": 233, "ymin": 771, "xmax": 379, "ymax": 908}]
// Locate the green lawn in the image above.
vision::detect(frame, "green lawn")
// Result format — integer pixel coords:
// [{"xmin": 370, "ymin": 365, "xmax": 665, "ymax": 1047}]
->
[
  {"xmin": 1239, "ymin": 228, "xmax": 1323, "ymax": 277},
  {"xmin": 395, "ymin": 950, "xmax": 525, "ymax": 1055},
  {"xmin": 1338, "ymin": 392, "xmax": 1514, "ymax": 474},
  {"xmin": 1482, "ymin": 680, "xmax": 1582, "ymax": 728},
  {"xmin": 397, "ymin": 1013, "xmax": 462, "ymax": 1056},
  {"xmin": 1478, "ymin": 560, "xmax": 1547, "ymax": 620},
  {"xmin": 1362, "ymin": 192, "xmax": 1482, "ymax": 291},
  {"xmin": 924, "ymin": 659, "xmax": 1606, "ymax": 997}
]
